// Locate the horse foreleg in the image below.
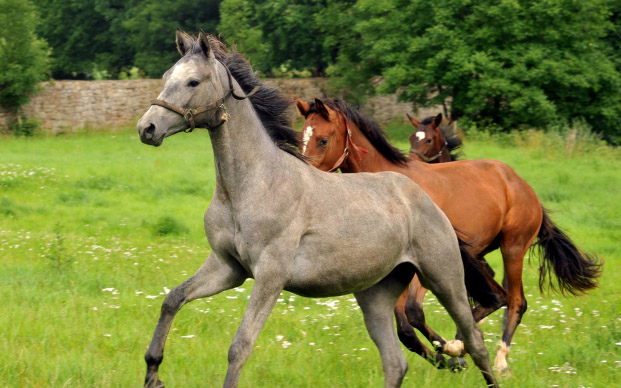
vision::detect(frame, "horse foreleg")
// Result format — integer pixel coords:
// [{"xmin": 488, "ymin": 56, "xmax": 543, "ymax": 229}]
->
[
  {"xmin": 394, "ymin": 288, "xmax": 450, "ymax": 369},
  {"xmin": 356, "ymin": 267, "xmax": 412, "ymax": 388},
  {"xmin": 144, "ymin": 253, "xmax": 247, "ymax": 388},
  {"xmin": 223, "ymin": 261, "xmax": 289, "ymax": 388}
]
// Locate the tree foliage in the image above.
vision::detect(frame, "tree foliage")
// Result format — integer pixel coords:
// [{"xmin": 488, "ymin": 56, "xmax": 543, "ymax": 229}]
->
[
  {"xmin": 0, "ymin": 0, "xmax": 50, "ymax": 108},
  {"xmin": 35, "ymin": 0, "xmax": 221, "ymax": 79},
  {"xmin": 34, "ymin": 0, "xmax": 127, "ymax": 79},
  {"xmin": 19, "ymin": 0, "xmax": 621, "ymax": 142},
  {"xmin": 123, "ymin": 0, "xmax": 221, "ymax": 77},
  {"xmin": 331, "ymin": 0, "xmax": 621, "ymax": 142},
  {"xmin": 219, "ymin": 0, "xmax": 354, "ymax": 76}
]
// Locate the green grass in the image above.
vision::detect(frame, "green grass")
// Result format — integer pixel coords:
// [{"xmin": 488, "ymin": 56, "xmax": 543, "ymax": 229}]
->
[{"xmin": 0, "ymin": 127, "xmax": 619, "ymax": 387}]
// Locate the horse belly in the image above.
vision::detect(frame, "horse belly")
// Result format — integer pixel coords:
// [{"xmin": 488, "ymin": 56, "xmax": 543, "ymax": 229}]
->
[{"xmin": 285, "ymin": 231, "xmax": 408, "ymax": 298}]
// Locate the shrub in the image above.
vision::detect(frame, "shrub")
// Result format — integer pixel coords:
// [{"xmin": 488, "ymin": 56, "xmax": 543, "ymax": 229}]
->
[
  {"xmin": 11, "ymin": 115, "xmax": 40, "ymax": 137},
  {"xmin": 0, "ymin": 0, "xmax": 50, "ymax": 108},
  {"xmin": 152, "ymin": 216, "xmax": 189, "ymax": 236}
]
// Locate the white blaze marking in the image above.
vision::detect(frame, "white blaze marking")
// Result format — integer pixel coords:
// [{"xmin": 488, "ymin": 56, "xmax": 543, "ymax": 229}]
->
[
  {"xmin": 415, "ymin": 131, "xmax": 425, "ymax": 142},
  {"xmin": 170, "ymin": 61, "xmax": 192, "ymax": 82},
  {"xmin": 302, "ymin": 125, "xmax": 314, "ymax": 155}
]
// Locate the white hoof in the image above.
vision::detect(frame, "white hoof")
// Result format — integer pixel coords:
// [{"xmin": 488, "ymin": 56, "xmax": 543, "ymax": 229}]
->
[
  {"xmin": 493, "ymin": 340, "xmax": 511, "ymax": 374},
  {"xmin": 443, "ymin": 340, "xmax": 465, "ymax": 357}
]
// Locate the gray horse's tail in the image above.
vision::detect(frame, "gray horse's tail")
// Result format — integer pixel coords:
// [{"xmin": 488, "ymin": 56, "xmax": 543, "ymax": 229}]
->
[
  {"xmin": 533, "ymin": 207, "xmax": 602, "ymax": 296},
  {"xmin": 458, "ymin": 237, "xmax": 500, "ymax": 308}
]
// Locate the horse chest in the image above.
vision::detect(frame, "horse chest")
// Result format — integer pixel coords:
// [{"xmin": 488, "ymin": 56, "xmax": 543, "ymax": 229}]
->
[{"xmin": 206, "ymin": 202, "xmax": 287, "ymax": 272}]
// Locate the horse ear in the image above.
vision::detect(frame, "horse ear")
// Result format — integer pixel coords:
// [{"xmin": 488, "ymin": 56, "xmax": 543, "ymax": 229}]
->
[
  {"xmin": 434, "ymin": 113, "xmax": 443, "ymax": 127},
  {"xmin": 314, "ymin": 98, "xmax": 329, "ymax": 119},
  {"xmin": 197, "ymin": 29, "xmax": 212, "ymax": 58},
  {"xmin": 175, "ymin": 28, "xmax": 194, "ymax": 56},
  {"xmin": 294, "ymin": 97, "xmax": 310, "ymax": 117},
  {"xmin": 406, "ymin": 113, "xmax": 421, "ymax": 127}
]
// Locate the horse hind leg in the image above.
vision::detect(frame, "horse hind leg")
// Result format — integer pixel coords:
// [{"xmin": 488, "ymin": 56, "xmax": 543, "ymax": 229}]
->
[
  {"xmin": 356, "ymin": 264, "xmax": 415, "ymax": 388},
  {"xmin": 402, "ymin": 276, "xmax": 468, "ymax": 370},
  {"xmin": 144, "ymin": 253, "xmax": 247, "ymax": 388},
  {"xmin": 394, "ymin": 284, "xmax": 452, "ymax": 369},
  {"xmin": 493, "ymin": 242, "xmax": 530, "ymax": 376},
  {"xmin": 417, "ymin": 248, "xmax": 498, "ymax": 387}
]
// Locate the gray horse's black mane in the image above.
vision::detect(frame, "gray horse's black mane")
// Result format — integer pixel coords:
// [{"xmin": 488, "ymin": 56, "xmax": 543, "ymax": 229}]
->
[
  {"xmin": 420, "ymin": 116, "xmax": 463, "ymax": 161},
  {"xmin": 310, "ymin": 98, "xmax": 409, "ymax": 166},
  {"xmin": 189, "ymin": 36, "xmax": 304, "ymax": 161}
]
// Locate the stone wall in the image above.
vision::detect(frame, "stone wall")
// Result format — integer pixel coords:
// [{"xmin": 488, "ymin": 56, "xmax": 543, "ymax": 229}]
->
[{"xmin": 0, "ymin": 78, "xmax": 443, "ymax": 132}]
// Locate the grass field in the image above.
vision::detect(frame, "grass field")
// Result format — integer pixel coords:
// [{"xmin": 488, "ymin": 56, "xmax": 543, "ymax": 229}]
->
[{"xmin": 0, "ymin": 124, "xmax": 619, "ymax": 387}]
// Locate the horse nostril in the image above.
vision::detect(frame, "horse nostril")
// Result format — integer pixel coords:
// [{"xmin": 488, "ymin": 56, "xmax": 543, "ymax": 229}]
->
[{"xmin": 144, "ymin": 123, "xmax": 155, "ymax": 137}]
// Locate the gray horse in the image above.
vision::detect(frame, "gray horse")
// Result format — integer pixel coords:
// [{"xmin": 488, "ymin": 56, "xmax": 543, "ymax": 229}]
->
[{"xmin": 136, "ymin": 30, "xmax": 498, "ymax": 388}]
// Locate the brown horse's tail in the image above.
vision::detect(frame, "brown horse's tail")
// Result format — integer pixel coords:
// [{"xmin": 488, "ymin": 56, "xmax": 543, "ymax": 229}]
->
[
  {"xmin": 457, "ymin": 237, "xmax": 500, "ymax": 308},
  {"xmin": 533, "ymin": 207, "xmax": 602, "ymax": 296}
]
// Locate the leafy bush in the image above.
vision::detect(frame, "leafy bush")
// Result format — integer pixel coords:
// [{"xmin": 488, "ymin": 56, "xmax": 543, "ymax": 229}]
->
[
  {"xmin": 11, "ymin": 115, "xmax": 40, "ymax": 137},
  {"xmin": 151, "ymin": 216, "xmax": 189, "ymax": 236},
  {"xmin": 0, "ymin": 0, "xmax": 50, "ymax": 108}
]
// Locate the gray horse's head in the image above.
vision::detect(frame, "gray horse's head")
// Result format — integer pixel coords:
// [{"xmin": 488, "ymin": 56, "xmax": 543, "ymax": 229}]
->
[{"xmin": 137, "ymin": 30, "xmax": 230, "ymax": 146}]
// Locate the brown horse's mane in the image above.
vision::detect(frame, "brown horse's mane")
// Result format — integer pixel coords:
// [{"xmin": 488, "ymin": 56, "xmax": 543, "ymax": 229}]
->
[
  {"xmin": 420, "ymin": 116, "xmax": 463, "ymax": 161},
  {"xmin": 186, "ymin": 35, "xmax": 305, "ymax": 161},
  {"xmin": 310, "ymin": 98, "xmax": 409, "ymax": 166}
]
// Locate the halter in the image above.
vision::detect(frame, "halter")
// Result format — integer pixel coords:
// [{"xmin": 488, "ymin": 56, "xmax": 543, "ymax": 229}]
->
[
  {"xmin": 327, "ymin": 120, "xmax": 369, "ymax": 172},
  {"xmin": 410, "ymin": 139, "xmax": 448, "ymax": 163},
  {"xmin": 150, "ymin": 61, "xmax": 259, "ymax": 132}
]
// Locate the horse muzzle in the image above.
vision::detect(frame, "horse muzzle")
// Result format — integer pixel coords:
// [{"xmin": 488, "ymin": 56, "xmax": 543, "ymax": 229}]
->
[{"xmin": 137, "ymin": 121, "xmax": 163, "ymax": 146}]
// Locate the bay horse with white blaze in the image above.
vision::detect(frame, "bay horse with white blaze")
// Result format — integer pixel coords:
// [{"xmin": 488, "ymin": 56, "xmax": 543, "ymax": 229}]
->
[
  {"xmin": 407, "ymin": 113, "xmax": 462, "ymax": 163},
  {"xmin": 296, "ymin": 97, "xmax": 601, "ymax": 374},
  {"xmin": 136, "ymin": 31, "xmax": 499, "ymax": 388}
]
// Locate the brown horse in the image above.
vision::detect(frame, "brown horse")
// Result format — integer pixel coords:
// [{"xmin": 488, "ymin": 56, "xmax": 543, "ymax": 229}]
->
[
  {"xmin": 295, "ymin": 97, "xmax": 601, "ymax": 374},
  {"xmin": 407, "ymin": 113, "xmax": 462, "ymax": 163}
]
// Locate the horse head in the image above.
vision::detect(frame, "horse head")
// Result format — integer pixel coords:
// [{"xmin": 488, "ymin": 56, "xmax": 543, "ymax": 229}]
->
[
  {"xmin": 295, "ymin": 97, "xmax": 350, "ymax": 172},
  {"xmin": 137, "ymin": 30, "xmax": 237, "ymax": 146},
  {"xmin": 407, "ymin": 113, "xmax": 449, "ymax": 163}
]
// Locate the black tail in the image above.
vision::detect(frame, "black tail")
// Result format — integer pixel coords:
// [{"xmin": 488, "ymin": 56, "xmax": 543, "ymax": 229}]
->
[
  {"xmin": 533, "ymin": 207, "xmax": 602, "ymax": 296},
  {"xmin": 458, "ymin": 237, "xmax": 500, "ymax": 308}
]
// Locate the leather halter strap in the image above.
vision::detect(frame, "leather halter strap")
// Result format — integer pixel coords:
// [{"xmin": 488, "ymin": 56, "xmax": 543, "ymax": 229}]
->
[
  {"xmin": 327, "ymin": 121, "xmax": 369, "ymax": 172},
  {"xmin": 410, "ymin": 139, "xmax": 448, "ymax": 163},
  {"xmin": 150, "ymin": 61, "xmax": 259, "ymax": 132}
]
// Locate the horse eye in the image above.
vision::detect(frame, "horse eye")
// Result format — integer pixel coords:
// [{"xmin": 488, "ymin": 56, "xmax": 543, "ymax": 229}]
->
[
  {"xmin": 318, "ymin": 138, "xmax": 328, "ymax": 147},
  {"xmin": 188, "ymin": 80, "xmax": 200, "ymax": 87},
  {"xmin": 426, "ymin": 138, "xmax": 432, "ymax": 144}
]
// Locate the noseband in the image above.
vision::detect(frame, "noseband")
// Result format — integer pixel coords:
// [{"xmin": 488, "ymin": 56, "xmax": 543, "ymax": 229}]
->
[
  {"xmin": 150, "ymin": 62, "xmax": 259, "ymax": 132},
  {"xmin": 410, "ymin": 139, "xmax": 448, "ymax": 163}
]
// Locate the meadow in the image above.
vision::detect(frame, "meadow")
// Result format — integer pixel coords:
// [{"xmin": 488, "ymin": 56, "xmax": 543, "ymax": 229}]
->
[{"xmin": 0, "ymin": 123, "xmax": 619, "ymax": 387}]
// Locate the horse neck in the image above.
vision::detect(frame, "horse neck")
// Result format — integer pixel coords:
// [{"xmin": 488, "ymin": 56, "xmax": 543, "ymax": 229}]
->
[
  {"xmin": 209, "ymin": 97, "xmax": 284, "ymax": 200},
  {"xmin": 337, "ymin": 118, "xmax": 438, "ymax": 186},
  {"xmin": 338, "ymin": 119, "xmax": 407, "ymax": 174}
]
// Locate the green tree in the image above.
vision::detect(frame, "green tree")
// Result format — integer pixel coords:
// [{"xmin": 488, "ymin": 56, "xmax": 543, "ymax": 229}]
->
[
  {"xmin": 0, "ymin": 0, "xmax": 50, "ymax": 108},
  {"xmin": 219, "ymin": 0, "xmax": 348, "ymax": 76},
  {"xmin": 333, "ymin": 0, "xmax": 621, "ymax": 143},
  {"xmin": 34, "ymin": 0, "xmax": 221, "ymax": 79},
  {"xmin": 34, "ymin": 0, "xmax": 130, "ymax": 79},
  {"xmin": 123, "ymin": 0, "xmax": 221, "ymax": 77}
]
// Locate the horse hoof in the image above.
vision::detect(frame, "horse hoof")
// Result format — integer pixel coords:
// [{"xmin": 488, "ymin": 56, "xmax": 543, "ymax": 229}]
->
[
  {"xmin": 448, "ymin": 357, "xmax": 468, "ymax": 372},
  {"xmin": 145, "ymin": 374, "xmax": 165, "ymax": 388},
  {"xmin": 493, "ymin": 340, "xmax": 511, "ymax": 375},
  {"xmin": 495, "ymin": 366, "xmax": 512, "ymax": 377},
  {"xmin": 443, "ymin": 339, "xmax": 465, "ymax": 357},
  {"xmin": 432, "ymin": 355, "xmax": 449, "ymax": 369}
]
